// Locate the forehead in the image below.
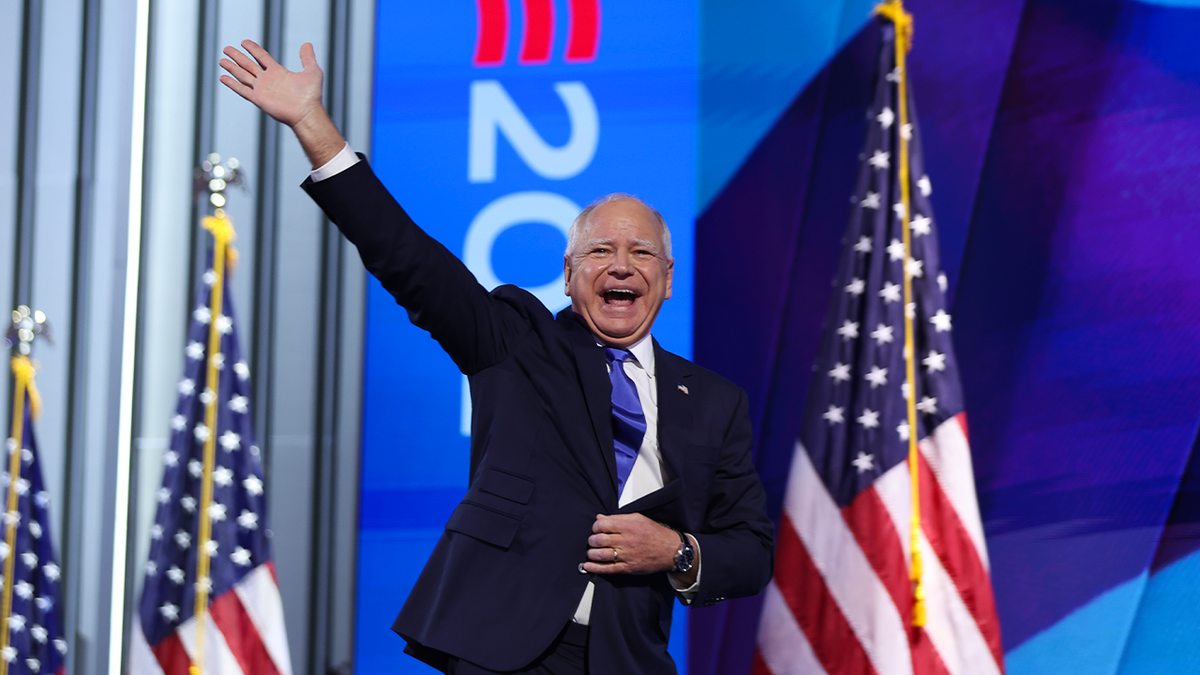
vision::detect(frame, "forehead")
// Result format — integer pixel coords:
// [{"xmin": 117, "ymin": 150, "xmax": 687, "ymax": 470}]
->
[{"xmin": 580, "ymin": 199, "xmax": 664, "ymax": 246}]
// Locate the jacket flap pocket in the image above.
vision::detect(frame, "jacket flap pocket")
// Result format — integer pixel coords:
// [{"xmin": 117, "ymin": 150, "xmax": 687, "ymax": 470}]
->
[
  {"xmin": 476, "ymin": 467, "xmax": 535, "ymax": 504},
  {"xmin": 445, "ymin": 501, "xmax": 521, "ymax": 550}
]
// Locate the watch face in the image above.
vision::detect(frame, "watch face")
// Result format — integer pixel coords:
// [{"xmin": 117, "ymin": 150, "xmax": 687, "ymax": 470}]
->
[{"xmin": 674, "ymin": 541, "xmax": 695, "ymax": 573}]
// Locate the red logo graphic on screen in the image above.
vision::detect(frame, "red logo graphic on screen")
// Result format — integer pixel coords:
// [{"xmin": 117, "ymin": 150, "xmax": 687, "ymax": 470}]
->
[{"xmin": 474, "ymin": 0, "xmax": 601, "ymax": 66}]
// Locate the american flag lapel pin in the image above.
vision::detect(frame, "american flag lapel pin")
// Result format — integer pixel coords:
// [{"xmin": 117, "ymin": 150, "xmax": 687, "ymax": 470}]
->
[{"xmin": 677, "ymin": 383, "xmax": 689, "ymax": 395}]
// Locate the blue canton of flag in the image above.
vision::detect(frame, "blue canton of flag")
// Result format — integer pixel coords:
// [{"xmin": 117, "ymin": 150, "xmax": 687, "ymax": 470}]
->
[
  {"xmin": 755, "ymin": 14, "xmax": 1004, "ymax": 675},
  {"xmin": 130, "ymin": 226, "xmax": 292, "ymax": 675},
  {"xmin": 1, "ymin": 377, "xmax": 68, "ymax": 675}
]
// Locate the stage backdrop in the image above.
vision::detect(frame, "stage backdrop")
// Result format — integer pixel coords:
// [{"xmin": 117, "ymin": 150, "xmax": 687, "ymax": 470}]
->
[
  {"xmin": 357, "ymin": 0, "xmax": 1200, "ymax": 673},
  {"xmin": 356, "ymin": 2, "xmax": 697, "ymax": 673}
]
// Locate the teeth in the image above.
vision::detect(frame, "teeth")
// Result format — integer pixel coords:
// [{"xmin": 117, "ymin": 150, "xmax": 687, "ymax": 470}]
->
[{"xmin": 607, "ymin": 289, "xmax": 634, "ymax": 295}]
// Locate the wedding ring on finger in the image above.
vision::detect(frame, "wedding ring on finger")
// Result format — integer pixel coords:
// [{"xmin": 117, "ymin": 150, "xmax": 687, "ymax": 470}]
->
[{"xmin": 613, "ymin": 548, "xmax": 619, "ymax": 563}]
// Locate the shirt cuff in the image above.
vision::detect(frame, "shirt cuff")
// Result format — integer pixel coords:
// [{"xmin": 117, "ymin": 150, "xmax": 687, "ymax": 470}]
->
[
  {"xmin": 310, "ymin": 143, "xmax": 359, "ymax": 182},
  {"xmin": 668, "ymin": 534, "xmax": 701, "ymax": 602}
]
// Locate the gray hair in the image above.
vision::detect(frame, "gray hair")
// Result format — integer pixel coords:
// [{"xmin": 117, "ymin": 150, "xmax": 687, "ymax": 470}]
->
[{"xmin": 565, "ymin": 193, "xmax": 673, "ymax": 260}]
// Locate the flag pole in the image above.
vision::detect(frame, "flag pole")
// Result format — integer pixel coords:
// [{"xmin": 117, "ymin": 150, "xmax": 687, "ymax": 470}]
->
[
  {"xmin": 190, "ymin": 155, "xmax": 241, "ymax": 675},
  {"xmin": 874, "ymin": 0, "xmax": 925, "ymax": 628},
  {"xmin": 1, "ymin": 307, "xmax": 49, "ymax": 674}
]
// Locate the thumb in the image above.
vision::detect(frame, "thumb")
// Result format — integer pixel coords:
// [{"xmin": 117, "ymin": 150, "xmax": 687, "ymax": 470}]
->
[{"xmin": 299, "ymin": 42, "xmax": 318, "ymax": 71}]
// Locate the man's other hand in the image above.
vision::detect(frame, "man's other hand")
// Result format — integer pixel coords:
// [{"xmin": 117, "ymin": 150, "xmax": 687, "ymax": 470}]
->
[{"xmin": 584, "ymin": 513, "xmax": 679, "ymax": 575}]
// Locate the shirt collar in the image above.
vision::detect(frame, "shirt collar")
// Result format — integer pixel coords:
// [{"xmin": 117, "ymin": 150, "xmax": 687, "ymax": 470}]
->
[
  {"xmin": 596, "ymin": 335, "xmax": 656, "ymax": 378},
  {"xmin": 624, "ymin": 335, "xmax": 656, "ymax": 379}
]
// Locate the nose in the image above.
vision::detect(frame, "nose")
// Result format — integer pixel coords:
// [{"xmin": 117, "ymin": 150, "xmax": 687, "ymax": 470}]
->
[{"xmin": 609, "ymin": 248, "xmax": 633, "ymax": 277}]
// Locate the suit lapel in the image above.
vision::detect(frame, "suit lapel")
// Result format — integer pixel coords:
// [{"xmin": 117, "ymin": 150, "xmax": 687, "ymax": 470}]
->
[
  {"xmin": 653, "ymin": 340, "xmax": 692, "ymax": 483},
  {"xmin": 558, "ymin": 310, "xmax": 619, "ymax": 502}
]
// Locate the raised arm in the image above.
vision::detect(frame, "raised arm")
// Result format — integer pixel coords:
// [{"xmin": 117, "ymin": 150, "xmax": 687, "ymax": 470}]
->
[{"xmin": 219, "ymin": 40, "xmax": 345, "ymax": 169}]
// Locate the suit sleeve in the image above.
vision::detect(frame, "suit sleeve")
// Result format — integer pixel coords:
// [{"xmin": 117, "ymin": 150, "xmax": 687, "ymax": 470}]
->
[
  {"xmin": 690, "ymin": 388, "xmax": 775, "ymax": 606},
  {"xmin": 303, "ymin": 159, "xmax": 532, "ymax": 374}
]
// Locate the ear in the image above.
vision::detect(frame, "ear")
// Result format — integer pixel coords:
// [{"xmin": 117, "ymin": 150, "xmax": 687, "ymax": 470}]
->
[
  {"xmin": 664, "ymin": 258, "xmax": 674, "ymax": 300},
  {"xmin": 563, "ymin": 254, "xmax": 573, "ymax": 296}
]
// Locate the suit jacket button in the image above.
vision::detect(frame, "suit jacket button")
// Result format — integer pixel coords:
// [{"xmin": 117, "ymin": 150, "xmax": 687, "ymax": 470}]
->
[{"xmin": 578, "ymin": 563, "xmax": 588, "ymax": 574}]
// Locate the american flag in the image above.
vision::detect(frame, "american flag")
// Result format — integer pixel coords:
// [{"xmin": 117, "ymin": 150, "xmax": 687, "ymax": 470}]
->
[
  {"xmin": 752, "ymin": 15, "xmax": 1004, "ymax": 675},
  {"xmin": 0, "ymin": 361, "xmax": 68, "ymax": 675},
  {"xmin": 129, "ymin": 220, "xmax": 292, "ymax": 675}
]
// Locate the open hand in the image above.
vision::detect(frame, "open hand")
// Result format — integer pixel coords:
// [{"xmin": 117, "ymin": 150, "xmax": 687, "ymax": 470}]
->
[
  {"xmin": 220, "ymin": 40, "xmax": 324, "ymax": 130},
  {"xmin": 584, "ymin": 513, "xmax": 679, "ymax": 575}
]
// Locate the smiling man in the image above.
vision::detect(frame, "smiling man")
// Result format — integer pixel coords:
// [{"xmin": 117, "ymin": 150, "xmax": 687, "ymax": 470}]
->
[{"xmin": 220, "ymin": 39, "xmax": 773, "ymax": 675}]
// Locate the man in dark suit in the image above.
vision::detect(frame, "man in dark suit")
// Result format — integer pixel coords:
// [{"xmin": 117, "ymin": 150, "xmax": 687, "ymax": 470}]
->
[{"xmin": 220, "ymin": 40, "xmax": 774, "ymax": 674}]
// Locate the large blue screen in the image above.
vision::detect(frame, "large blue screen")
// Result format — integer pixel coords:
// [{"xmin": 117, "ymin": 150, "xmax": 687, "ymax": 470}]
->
[{"xmin": 356, "ymin": 2, "xmax": 698, "ymax": 672}]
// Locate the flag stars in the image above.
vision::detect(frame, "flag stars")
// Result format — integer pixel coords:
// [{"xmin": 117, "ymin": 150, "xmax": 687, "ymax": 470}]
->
[
  {"xmin": 30, "ymin": 626, "xmax": 46, "ymax": 644},
  {"xmin": 854, "ymin": 236, "xmax": 873, "ymax": 254},
  {"xmin": 823, "ymin": 405, "xmax": 845, "ymax": 425},
  {"xmin": 180, "ymin": 496, "xmax": 196, "ymax": 513},
  {"xmin": 228, "ymin": 395, "xmax": 249, "ymax": 414},
  {"xmin": 877, "ymin": 106, "xmax": 895, "ymax": 129},
  {"xmin": 211, "ymin": 352, "xmax": 226, "ymax": 371},
  {"xmin": 54, "ymin": 639, "xmax": 67, "ymax": 655},
  {"xmin": 938, "ymin": 273, "xmax": 948, "ymax": 292},
  {"xmin": 901, "ymin": 382, "xmax": 911, "ymax": 401},
  {"xmin": 837, "ymin": 320, "xmax": 860, "ymax": 341},
  {"xmin": 209, "ymin": 503, "xmax": 227, "ymax": 522},
  {"xmin": 171, "ymin": 415, "xmax": 187, "ymax": 432},
  {"xmin": 931, "ymin": 309, "xmax": 952, "ymax": 332},
  {"xmin": 151, "ymin": 524, "xmax": 163, "ymax": 540},
  {"xmin": 917, "ymin": 396, "xmax": 938, "ymax": 415},
  {"xmin": 893, "ymin": 202, "xmax": 907, "ymax": 219},
  {"xmin": 862, "ymin": 192, "xmax": 881, "ymax": 209},
  {"xmin": 163, "ymin": 450, "xmax": 179, "ymax": 467},
  {"xmin": 871, "ymin": 324, "xmax": 894, "ymax": 345},
  {"xmin": 204, "ymin": 539, "xmax": 218, "ymax": 557},
  {"xmin": 145, "ymin": 561, "xmax": 157, "ymax": 577},
  {"xmin": 243, "ymin": 475, "xmax": 264, "ymax": 497},
  {"xmin": 918, "ymin": 175, "xmax": 932, "ymax": 197},
  {"xmin": 906, "ymin": 257, "xmax": 924, "ymax": 279},
  {"xmin": 911, "ymin": 214, "xmax": 932, "ymax": 237},
  {"xmin": 199, "ymin": 388, "xmax": 215, "ymax": 406},
  {"xmin": 188, "ymin": 459, "xmax": 203, "ymax": 478},
  {"xmin": 203, "ymin": 269, "xmax": 217, "ymax": 286},
  {"xmin": 846, "ymin": 278, "xmax": 865, "ymax": 296},
  {"xmin": 7, "ymin": 615, "xmax": 24, "ymax": 632},
  {"xmin": 219, "ymin": 431, "xmax": 241, "ymax": 451},
  {"xmin": 193, "ymin": 423, "xmax": 211, "ymax": 443},
  {"xmin": 231, "ymin": 547, "xmax": 252, "ymax": 567},
  {"xmin": 160, "ymin": 603, "xmax": 180, "ymax": 622},
  {"xmin": 20, "ymin": 552, "xmax": 36, "ymax": 569},
  {"xmin": 923, "ymin": 350, "xmax": 947, "ymax": 372},
  {"xmin": 868, "ymin": 150, "xmax": 890, "ymax": 170},
  {"xmin": 887, "ymin": 239, "xmax": 906, "ymax": 261},
  {"xmin": 852, "ymin": 451, "xmax": 875, "ymax": 474},
  {"xmin": 175, "ymin": 530, "xmax": 191, "ymax": 549},
  {"xmin": 25, "ymin": 658, "xmax": 39, "ymax": 672},
  {"xmin": 828, "ymin": 362, "xmax": 851, "ymax": 383},
  {"xmin": 857, "ymin": 409, "xmax": 881, "ymax": 429},
  {"xmin": 1, "ymin": 647, "xmax": 14, "ymax": 664},
  {"xmin": 196, "ymin": 577, "xmax": 213, "ymax": 594},
  {"xmin": 901, "ymin": 123, "xmax": 912, "ymax": 140},
  {"xmin": 14, "ymin": 581, "xmax": 31, "ymax": 600},
  {"xmin": 168, "ymin": 566, "xmax": 185, "ymax": 584},
  {"xmin": 35, "ymin": 596, "xmax": 52, "ymax": 612},
  {"xmin": 880, "ymin": 282, "xmax": 901, "ymax": 304},
  {"xmin": 193, "ymin": 307, "xmax": 211, "ymax": 325},
  {"xmin": 897, "ymin": 421, "xmax": 910, "ymax": 442},
  {"xmin": 186, "ymin": 342, "xmax": 204, "ymax": 360},
  {"xmin": 235, "ymin": 361, "xmax": 250, "ymax": 381},
  {"xmin": 238, "ymin": 510, "xmax": 259, "ymax": 530},
  {"xmin": 215, "ymin": 315, "xmax": 233, "ymax": 334},
  {"xmin": 28, "ymin": 521, "xmax": 40, "ymax": 539},
  {"xmin": 865, "ymin": 366, "xmax": 889, "ymax": 388},
  {"xmin": 13, "ymin": 478, "xmax": 28, "ymax": 496},
  {"xmin": 213, "ymin": 466, "xmax": 234, "ymax": 487},
  {"xmin": 157, "ymin": 487, "xmax": 172, "ymax": 504},
  {"xmin": 178, "ymin": 378, "xmax": 195, "ymax": 396}
]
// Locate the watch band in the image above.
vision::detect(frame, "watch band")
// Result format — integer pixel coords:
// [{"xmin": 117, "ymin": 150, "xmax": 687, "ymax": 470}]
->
[{"xmin": 672, "ymin": 530, "xmax": 695, "ymax": 574}]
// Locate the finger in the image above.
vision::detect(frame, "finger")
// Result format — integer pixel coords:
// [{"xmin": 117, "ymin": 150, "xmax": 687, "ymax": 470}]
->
[
  {"xmin": 582, "ymin": 561, "xmax": 627, "ymax": 575},
  {"xmin": 586, "ymin": 547, "xmax": 615, "ymax": 563},
  {"xmin": 593, "ymin": 515, "xmax": 619, "ymax": 534},
  {"xmin": 218, "ymin": 59, "xmax": 255, "ymax": 86},
  {"xmin": 242, "ymin": 39, "xmax": 281, "ymax": 71},
  {"xmin": 587, "ymin": 533, "xmax": 615, "ymax": 548},
  {"xmin": 219, "ymin": 75, "xmax": 254, "ymax": 101},
  {"xmin": 299, "ymin": 42, "xmax": 317, "ymax": 71},
  {"xmin": 223, "ymin": 46, "xmax": 261, "ymax": 77}
]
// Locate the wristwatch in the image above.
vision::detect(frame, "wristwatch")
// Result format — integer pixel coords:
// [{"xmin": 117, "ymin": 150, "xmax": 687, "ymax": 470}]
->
[{"xmin": 671, "ymin": 531, "xmax": 695, "ymax": 574}]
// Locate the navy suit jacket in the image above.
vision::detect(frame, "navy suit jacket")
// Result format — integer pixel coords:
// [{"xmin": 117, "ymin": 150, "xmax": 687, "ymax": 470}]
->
[{"xmin": 304, "ymin": 160, "xmax": 774, "ymax": 674}]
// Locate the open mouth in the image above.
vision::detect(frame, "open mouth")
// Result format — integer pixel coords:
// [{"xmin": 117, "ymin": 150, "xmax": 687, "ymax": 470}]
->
[{"xmin": 603, "ymin": 288, "xmax": 639, "ymax": 306}]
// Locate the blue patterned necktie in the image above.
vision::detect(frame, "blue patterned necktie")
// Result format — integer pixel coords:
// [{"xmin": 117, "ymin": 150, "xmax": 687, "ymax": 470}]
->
[{"xmin": 605, "ymin": 348, "xmax": 647, "ymax": 497}]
